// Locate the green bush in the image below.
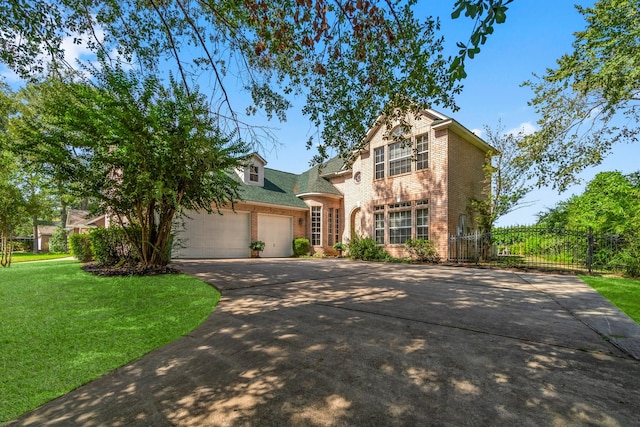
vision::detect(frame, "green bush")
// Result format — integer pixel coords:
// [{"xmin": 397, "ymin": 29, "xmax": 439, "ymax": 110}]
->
[
  {"xmin": 292, "ymin": 237, "xmax": 310, "ymax": 257},
  {"xmin": 347, "ymin": 235, "xmax": 389, "ymax": 261},
  {"xmin": 404, "ymin": 238, "xmax": 440, "ymax": 263},
  {"xmin": 89, "ymin": 226, "xmax": 141, "ymax": 266},
  {"xmin": 68, "ymin": 233, "xmax": 92, "ymax": 262},
  {"xmin": 48, "ymin": 226, "xmax": 68, "ymax": 253},
  {"xmin": 621, "ymin": 239, "xmax": 640, "ymax": 278}
]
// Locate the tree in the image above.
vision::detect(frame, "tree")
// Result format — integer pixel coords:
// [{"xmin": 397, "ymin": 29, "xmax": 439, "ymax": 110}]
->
[
  {"xmin": 0, "ymin": 84, "xmax": 27, "ymax": 266},
  {"xmin": 471, "ymin": 122, "xmax": 531, "ymax": 232},
  {"xmin": 521, "ymin": 0, "xmax": 640, "ymax": 191},
  {"xmin": 0, "ymin": 0, "xmax": 512, "ymax": 164},
  {"xmin": 10, "ymin": 69, "xmax": 249, "ymax": 267}
]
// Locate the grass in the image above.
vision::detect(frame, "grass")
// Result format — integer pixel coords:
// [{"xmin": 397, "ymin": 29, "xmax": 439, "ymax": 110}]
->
[
  {"xmin": 10, "ymin": 252, "xmax": 72, "ymax": 263},
  {"xmin": 580, "ymin": 275, "xmax": 640, "ymax": 324},
  {"xmin": 0, "ymin": 260, "xmax": 220, "ymax": 423}
]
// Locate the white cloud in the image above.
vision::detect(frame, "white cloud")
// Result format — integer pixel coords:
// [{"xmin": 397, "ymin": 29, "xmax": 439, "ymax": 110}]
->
[
  {"xmin": 506, "ymin": 121, "xmax": 537, "ymax": 137},
  {"xmin": 471, "ymin": 128, "xmax": 484, "ymax": 138}
]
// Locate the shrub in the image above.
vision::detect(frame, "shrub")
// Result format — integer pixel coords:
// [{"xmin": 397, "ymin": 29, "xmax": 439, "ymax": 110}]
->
[
  {"xmin": 292, "ymin": 237, "xmax": 310, "ymax": 257},
  {"xmin": 621, "ymin": 239, "xmax": 640, "ymax": 278},
  {"xmin": 68, "ymin": 233, "xmax": 92, "ymax": 262},
  {"xmin": 89, "ymin": 226, "xmax": 141, "ymax": 266},
  {"xmin": 48, "ymin": 226, "xmax": 68, "ymax": 253},
  {"xmin": 404, "ymin": 238, "xmax": 441, "ymax": 263},
  {"xmin": 347, "ymin": 235, "xmax": 389, "ymax": 261}
]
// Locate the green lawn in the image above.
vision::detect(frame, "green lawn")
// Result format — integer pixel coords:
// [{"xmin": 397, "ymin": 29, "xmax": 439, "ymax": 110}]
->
[
  {"xmin": 10, "ymin": 252, "xmax": 72, "ymax": 263},
  {"xmin": 580, "ymin": 275, "xmax": 640, "ymax": 324},
  {"xmin": 0, "ymin": 260, "xmax": 220, "ymax": 423}
]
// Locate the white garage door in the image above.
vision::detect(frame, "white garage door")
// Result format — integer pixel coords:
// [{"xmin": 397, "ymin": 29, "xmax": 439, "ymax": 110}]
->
[
  {"xmin": 258, "ymin": 214, "xmax": 293, "ymax": 258},
  {"xmin": 173, "ymin": 210, "xmax": 250, "ymax": 258}
]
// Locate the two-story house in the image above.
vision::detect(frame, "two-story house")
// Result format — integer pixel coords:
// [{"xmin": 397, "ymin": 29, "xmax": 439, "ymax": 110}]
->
[{"xmin": 172, "ymin": 109, "xmax": 493, "ymax": 259}]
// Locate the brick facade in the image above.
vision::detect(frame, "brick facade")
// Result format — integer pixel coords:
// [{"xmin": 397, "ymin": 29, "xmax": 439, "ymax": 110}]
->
[
  {"xmin": 178, "ymin": 109, "xmax": 491, "ymax": 259},
  {"xmin": 328, "ymin": 110, "xmax": 492, "ymax": 259}
]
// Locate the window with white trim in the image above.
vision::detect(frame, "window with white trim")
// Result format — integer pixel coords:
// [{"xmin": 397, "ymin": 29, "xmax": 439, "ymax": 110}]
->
[
  {"xmin": 335, "ymin": 208, "xmax": 340, "ymax": 244},
  {"xmin": 388, "ymin": 141, "xmax": 412, "ymax": 176},
  {"xmin": 311, "ymin": 206, "xmax": 321, "ymax": 246},
  {"xmin": 416, "ymin": 134, "xmax": 428, "ymax": 170},
  {"xmin": 328, "ymin": 208, "xmax": 334, "ymax": 246},
  {"xmin": 389, "ymin": 209, "xmax": 411, "ymax": 244},
  {"xmin": 249, "ymin": 165, "xmax": 259, "ymax": 182},
  {"xmin": 374, "ymin": 212, "xmax": 385, "ymax": 245},
  {"xmin": 374, "ymin": 147, "xmax": 385, "ymax": 179},
  {"xmin": 416, "ymin": 200, "xmax": 429, "ymax": 239}
]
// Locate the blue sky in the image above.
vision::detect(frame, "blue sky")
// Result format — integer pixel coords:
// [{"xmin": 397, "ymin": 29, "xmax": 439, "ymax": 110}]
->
[
  {"xmin": 256, "ymin": 0, "xmax": 640, "ymax": 226},
  {"xmin": 3, "ymin": 1, "xmax": 638, "ymax": 226}
]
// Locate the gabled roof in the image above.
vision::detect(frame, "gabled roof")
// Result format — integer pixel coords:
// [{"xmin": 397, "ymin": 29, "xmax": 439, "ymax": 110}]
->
[
  {"xmin": 361, "ymin": 108, "xmax": 495, "ymax": 153},
  {"xmin": 66, "ymin": 209, "xmax": 104, "ymax": 228},
  {"xmin": 239, "ymin": 168, "xmax": 310, "ymax": 209},
  {"xmin": 295, "ymin": 158, "xmax": 344, "ymax": 197}
]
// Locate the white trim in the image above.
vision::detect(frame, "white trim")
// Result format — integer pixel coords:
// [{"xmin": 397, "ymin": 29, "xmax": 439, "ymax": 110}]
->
[
  {"xmin": 238, "ymin": 200, "xmax": 309, "ymax": 211},
  {"xmin": 431, "ymin": 119, "xmax": 495, "ymax": 152},
  {"xmin": 296, "ymin": 192, "xmax": 344, "ymax": 200}
]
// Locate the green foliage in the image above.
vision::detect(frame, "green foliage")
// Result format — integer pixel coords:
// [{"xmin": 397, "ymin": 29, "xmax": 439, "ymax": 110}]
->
[
  {"xmin": 11, "ymin": 70, "xmax": 248, "ymax": 268},
  {"xmin": 0, "ymin": 0, "xmax": 510, "ymax": 168},
  {"xmin": 292, "ymin": 237, "xmax": 310, "ymax": 257},
  {"xmin": 450, "ymin": 0, "xmax": 513, "ymax": 80},
  {"xmin": 404, "ymin": 238, "xmax": 441, "ymax": 263},
  {"xmin": 539, "ymin": 172, "xmax": 640, "ymax": 236},
  {"xmin": 0, "ymin": 260, "xmax": 218, "ymax": 422},
  {"xmin": 48, "ymin": 225, "xmax": 68, "ymax": 253},
  {"xmin": 249, "ymin": 241, "xmax": 266, "ymax": 251},
  {"xmin": 89, "ymin": 227, "xmax": 140, "ymax": 266},
  {"xmin": 471, "ymin": 121, "xmax": 532, "ymax": 232},
  {"xmin": 521, "ymin": 0, "xmax": 640, "ymax": 190},
  {"xmin": 68, "ymin": 233, "xmax": 92, "ymax": 262},
  {"xmin": 333, "ymin": 242, "xmax": 347, "ymax": 252},
  {"xmin": 347, "ymin": 235, "xmax": 389, "ymax": 261}
]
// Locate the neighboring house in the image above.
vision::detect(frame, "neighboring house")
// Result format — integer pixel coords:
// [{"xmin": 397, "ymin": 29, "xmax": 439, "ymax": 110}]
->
[
  {"xmin": 173, "ymin": 109, "xmax": 494, "ymax": 259},
  {"xmin": 36, "ymin": 225, "xmax": 57, "ymax": 252},
  {"xmin": 66, "ymin": 209, "xmax": 107, "ymax": 234}
]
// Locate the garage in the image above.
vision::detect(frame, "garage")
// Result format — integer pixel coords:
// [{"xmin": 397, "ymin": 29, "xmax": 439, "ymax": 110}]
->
[
  {"xmin": 258, "ymin": 214, "xmax": 293, "ymax": 258},
  {"xmin": 173, "ymin": 210, "xmax": 251, "ymax": 258}
]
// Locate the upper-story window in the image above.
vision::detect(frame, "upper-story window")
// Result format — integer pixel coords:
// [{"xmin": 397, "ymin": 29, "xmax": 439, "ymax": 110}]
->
[
  {"xmin": 389, "ymin": 142, "xmax": 412, "ymax": 176},
  {"xmin": 249, "ymin": 165, "xmax": 259, "ymax": 182},
  {"xmin": 374, "ymin": 147, "xmax": 385, "ymax": 179},
  {"xmin": 416, "ymin": 134, "xmax": 428, "ymax": 170},
  {"xmin": 374, "ymin": 126, "xmax": 429, "ymax": 180}
]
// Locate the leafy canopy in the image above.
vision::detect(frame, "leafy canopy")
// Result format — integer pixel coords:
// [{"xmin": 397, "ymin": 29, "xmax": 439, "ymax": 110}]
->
[
  {"xmin": 537, "ymin": 171, "xmax": 640, "ymax": 236},
  {"xmin": 521, "ymin": 0, "xmax": 640, "ymax": 191},
  {"xmin": 471, "ymin": 122, "xmax": 531, "ymax": 232},
  {"xmin": 1, "ymin": 0, "xmax": 512, "ymax": 163},
  {"xmin": 10, "ymin": 69, "xmax": 249, "ymax": 267}
]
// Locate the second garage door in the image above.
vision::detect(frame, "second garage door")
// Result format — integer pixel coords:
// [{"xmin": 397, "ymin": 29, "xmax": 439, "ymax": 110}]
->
[
  {"xmin": 173, "ymin": 210, "xmax": 251, "ymax": 258},
  {"xmin": 257, "ymin": 214, "xmax": 293, "ymax": 258}
]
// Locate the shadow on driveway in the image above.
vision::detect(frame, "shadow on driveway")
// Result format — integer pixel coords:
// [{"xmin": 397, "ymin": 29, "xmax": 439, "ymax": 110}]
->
[{"xmin": 8, "ymin": 259, "xmax": 640, "ymax": 426}]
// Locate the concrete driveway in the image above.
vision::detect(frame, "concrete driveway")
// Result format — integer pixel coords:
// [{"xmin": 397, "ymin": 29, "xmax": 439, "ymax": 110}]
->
[{"xmin": 8, "ymin": 259, "xmax": 640, "ymax": 426}]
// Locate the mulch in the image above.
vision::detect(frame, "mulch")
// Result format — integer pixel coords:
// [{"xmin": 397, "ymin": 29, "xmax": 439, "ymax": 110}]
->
[{"xmin": 81, "ymin": 262, "xmax": 182, "ymax": 277}]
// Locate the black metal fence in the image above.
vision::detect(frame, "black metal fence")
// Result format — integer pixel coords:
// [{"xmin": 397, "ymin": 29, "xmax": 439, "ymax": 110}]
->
[{"xmin": 449, "ymin": 226, "xmax": 634, "ymax": 274}]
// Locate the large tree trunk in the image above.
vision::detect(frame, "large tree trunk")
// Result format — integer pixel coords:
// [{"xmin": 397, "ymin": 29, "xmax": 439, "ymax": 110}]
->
[{"xmin": 1, "ymin": 226, "xmax": 13, "ymax": 267}]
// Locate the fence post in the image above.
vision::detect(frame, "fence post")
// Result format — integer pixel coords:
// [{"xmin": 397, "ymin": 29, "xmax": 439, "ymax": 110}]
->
[
  {"xmin": 587, "ymin": 227, "xmax": 594, "ymax": 273},
  {"xmin": 474, "ymin": 230, "xmax": 479, "ymax": 265}
]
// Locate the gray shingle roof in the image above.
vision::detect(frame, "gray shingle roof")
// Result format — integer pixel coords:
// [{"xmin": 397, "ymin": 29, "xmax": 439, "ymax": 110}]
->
[
  {"xmin": 237, "ymin": 157, "xmax": 345, "ymax": 208},
  {"xmin": 294, "ymin": 158, "xmax": 344, "ymax": 196},
  {"xmin": 239, "ymin": 168, "xmax": 309, "ymax": 209}
]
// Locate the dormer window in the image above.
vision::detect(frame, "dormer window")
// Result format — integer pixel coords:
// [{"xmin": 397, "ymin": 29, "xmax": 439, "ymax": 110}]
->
[
  {"xmin": 236, "ymin": 152, "xmax": 266, "ymax": 186},
  {"xmin": 249, "ymin": 165, "xmax": 259, "ymax": 182}
]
